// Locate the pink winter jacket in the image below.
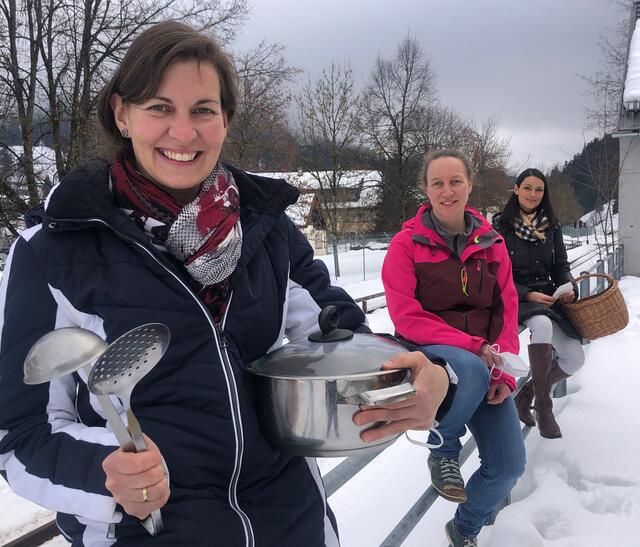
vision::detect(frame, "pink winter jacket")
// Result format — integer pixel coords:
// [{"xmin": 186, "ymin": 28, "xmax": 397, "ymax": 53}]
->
[{"xmin": 382, "ymin": 204, "xmax": 519, "ymax": 391}]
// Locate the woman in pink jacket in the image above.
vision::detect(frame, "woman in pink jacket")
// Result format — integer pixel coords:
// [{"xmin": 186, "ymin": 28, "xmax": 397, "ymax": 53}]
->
[{"xmin": 382, "ymin": 149, "xmax": 525, "ymax": 547}]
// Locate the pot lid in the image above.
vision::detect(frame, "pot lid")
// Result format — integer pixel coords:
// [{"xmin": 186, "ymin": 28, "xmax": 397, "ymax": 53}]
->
[{"xmin": 248, "ymin": 306, "xmax": 408, "ymax": 378}]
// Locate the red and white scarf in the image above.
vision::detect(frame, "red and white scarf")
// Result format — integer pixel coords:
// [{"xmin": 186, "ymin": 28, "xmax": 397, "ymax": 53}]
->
[{"xmin": 111, "ymin": 158, "xmax": 242, "ymax": 321}]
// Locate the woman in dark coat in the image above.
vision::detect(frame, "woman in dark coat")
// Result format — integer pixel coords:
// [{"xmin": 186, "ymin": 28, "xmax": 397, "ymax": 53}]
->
[{"xmin": 493, "ymin": 168, "xmax": 584, "ymax": 439}]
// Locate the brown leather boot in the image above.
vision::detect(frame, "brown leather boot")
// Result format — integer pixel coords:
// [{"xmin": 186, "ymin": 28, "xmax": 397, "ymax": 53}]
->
[
  {"xmin": 528, "ymin": 343, "xmax": 562, "ymax": 439},
  {"xmin": 514, "ymin": 380, "xmax": 535, "ymax": 426}
]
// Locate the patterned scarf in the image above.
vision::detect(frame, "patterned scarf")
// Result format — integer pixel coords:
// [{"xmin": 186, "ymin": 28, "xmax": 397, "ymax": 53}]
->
[
  {"xmin": 513, "ymin": 209, "xmax": 550, "ymax": 242},
  {"xmin": 111, "ymin": 158, "xmax": 242, "ymax": 322}
]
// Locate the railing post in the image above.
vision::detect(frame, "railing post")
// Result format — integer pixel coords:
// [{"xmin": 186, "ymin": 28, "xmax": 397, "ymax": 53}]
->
[
  {"xmin": 618, "ymin": 245, "xmax": 625, "ymax": 278},
  {"xmin": 579, "ymin": 271, "xmax": 591, "ymax": 298},
  {"xmin": 595, "ymin": 260, "xmax": 605, "ymax": 293},
  {"xmin": 607, "ymin": 253, "xmax": 615, "ymax": 277}
]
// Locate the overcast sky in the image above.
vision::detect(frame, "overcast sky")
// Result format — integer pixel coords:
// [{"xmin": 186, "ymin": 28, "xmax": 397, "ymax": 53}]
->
[{"xmin": 233, "ymin": 0, "xmax": 626, "ymax": 172}]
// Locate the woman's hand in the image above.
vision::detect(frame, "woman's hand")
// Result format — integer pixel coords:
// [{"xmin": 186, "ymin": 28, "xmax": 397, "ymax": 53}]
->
[
  {"xmin": 102, "ymin": 435, "xmax": 170, "ymax": 520},
  {"xmin": 478, "ymin": 343, "xmax": 503, "ymax": 369},
  {"xmin": 525, "ymin": 291, "xmax": 556, "ymax": 307},
  {"xmin": 486, "ymin": 382, "xmax": 512, "ymax": 405},
  {"xmin": 352, "ymin": 352, "xmax": 449, "ymax": 443},
  {"xmin": 557, "ymin": 290, "xmax": 577, "ymax": 304}
]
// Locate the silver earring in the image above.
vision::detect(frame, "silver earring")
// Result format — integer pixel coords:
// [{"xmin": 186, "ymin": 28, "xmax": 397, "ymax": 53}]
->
[{"xmin": 120, "ymin": 128, "xmax": 129, "ymax": 138}]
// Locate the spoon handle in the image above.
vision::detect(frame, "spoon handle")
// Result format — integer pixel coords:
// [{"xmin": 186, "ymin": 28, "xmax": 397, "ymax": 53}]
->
[
  {"xmin": 81, "ymin": 365, "xmax": 136, "ymax": 451},
  {"xmin": 125, "ymin": 408, "xmax": 148, "ymax": 453},
  {"xmin": 92, "ymin": 392, "xmax": 164, "ymax": 535},
  {"xmin": 141, "ymin": 509, "xmax": 164, "ymax": 536},
  {"xmin": 94, "ymin": 394, "xmax": 136, "ymax": 451},
  {"xmin": 124, "ymin": 408, "xmax": 165, "ymax": 536}
]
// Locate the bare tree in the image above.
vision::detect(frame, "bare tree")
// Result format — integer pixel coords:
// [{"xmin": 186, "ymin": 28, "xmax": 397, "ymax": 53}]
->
[
  {"xmin": 583, "ymin": 0, "xmax": 631, "ymax": 133},
  {"xmin": 297, "ymin": 62, "xmax": 364, "ymax": 276},
  {"xmin": 360, "ymin": 36, "xmax": 438, "ymax": 230},
  {"xmin": 0, "ymin": 146, "xmax": 24, "ymax": 238},
  {"xmin": 0, "ymin": 0, "xmax": 45, "ymax": 205},
  {"xmin": 414, "ymin": 105, "xmax": 468, "ymax": 153},
  {"xmin": 461, "ymin": 116, "xmax": 511, "ymax": 216},
  {"xmin": 223, "ymin": 40, "xmax": 299, "ymax": 170}
]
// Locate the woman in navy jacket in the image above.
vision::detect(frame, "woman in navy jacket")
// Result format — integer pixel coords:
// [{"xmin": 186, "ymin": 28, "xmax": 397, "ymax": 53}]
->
[
  {"xmin": 0, "ymin": 22, "xmax": 450, "ymax": 546},
  {"xmin": 493, "ymin": 168, "xmax": 584, "ymax": 439}
]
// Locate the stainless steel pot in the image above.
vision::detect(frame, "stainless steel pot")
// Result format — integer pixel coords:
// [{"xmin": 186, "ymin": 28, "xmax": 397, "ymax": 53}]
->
[{"xmin": 248, "ymin": 306, "xmax": 416, "ymax": 457}]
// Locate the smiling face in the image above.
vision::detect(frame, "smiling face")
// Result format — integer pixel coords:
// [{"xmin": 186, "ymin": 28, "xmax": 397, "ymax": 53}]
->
[
  {"xmin": 111, "ymin": 59, "xmax": 228, "ymax": 204},
  {"xmin": 424, "ymin": 156, "xmax": 472, "ymax": 233},
  {"xmin": 514, "ymin": 175, "xmax": 545, "ymax": 212}
]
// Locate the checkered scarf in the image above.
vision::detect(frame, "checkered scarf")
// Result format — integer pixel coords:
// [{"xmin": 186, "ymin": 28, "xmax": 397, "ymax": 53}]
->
[
  {"xmin": 111, "ymin": 158, "xmax": 242, "ymax": 321},
  {"xmin": 513, "ymin": 210, "xmax": 549, "ymax": 242}
]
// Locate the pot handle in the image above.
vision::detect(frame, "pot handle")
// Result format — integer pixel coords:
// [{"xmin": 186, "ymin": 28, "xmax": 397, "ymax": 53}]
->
[{"xmin": 357, "ymin": 382, "xmax": 416, "ymax": 406}]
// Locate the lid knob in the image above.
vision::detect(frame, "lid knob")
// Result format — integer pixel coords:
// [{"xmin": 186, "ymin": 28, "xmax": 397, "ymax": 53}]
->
[{"xmin": 308, "ymin": 306, "xmax": 354, "ymax": 343}]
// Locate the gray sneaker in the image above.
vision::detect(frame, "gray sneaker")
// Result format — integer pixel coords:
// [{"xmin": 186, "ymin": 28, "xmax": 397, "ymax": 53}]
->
[
  {"xmin": 445, "ymin": 519, "xmax": 478, "ymax": 547},
  {"xmin": 428, "ymin": 454, "xmax": 467, "ymax": 503}
]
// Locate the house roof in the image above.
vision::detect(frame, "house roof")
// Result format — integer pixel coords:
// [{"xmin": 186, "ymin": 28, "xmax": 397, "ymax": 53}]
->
[
  {"xmin": 285, "ymin": 192, "xmax": 315, "ymax": 227},
  {"xmin": 256, "ymin": 170, "xmax": 382, "ymax": 226}
]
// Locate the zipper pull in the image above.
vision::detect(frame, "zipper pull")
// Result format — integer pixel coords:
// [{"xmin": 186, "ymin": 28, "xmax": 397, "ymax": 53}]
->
[
  {"xmin": 460, "ymin": 266, "xmax": 469, "ymax": 296},
  {"xmin": 476, "ymin": 259, "xmax": 480, "ymax": 272},
  {"xmin": 215, "ymin": 323, "xmax": 229, "ymax": 348}
]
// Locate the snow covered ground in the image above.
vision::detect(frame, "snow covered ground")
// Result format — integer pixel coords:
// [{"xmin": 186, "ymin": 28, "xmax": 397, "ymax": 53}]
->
[{"xmin": 1, "ymin": 246, "xmax": 637, "ymax": 546}]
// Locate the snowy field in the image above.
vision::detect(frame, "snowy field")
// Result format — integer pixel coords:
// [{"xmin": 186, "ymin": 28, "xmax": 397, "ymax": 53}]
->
[{"xmin": 1, "ymin": 244, "xmax": 636, "ymax": 546}]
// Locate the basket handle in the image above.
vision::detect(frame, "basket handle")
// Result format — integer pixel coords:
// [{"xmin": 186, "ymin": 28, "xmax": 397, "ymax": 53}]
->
[{"xmin": 572, "ymin": 272, "xmax": 616, "ymax": 289}]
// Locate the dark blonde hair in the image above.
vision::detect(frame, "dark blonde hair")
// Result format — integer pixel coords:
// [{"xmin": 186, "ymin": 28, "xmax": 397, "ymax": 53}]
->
[
  {"xmin": 98, "ymin": 21, "xmax": 238, "ymax": 156},
  {"xmin": 418, "ymin": 149, "xmax": 474, "ymax": 187}
]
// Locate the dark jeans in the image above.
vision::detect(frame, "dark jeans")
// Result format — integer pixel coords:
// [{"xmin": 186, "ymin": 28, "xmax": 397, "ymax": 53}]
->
[{"xmin": 423, "ymin": 345, "xmax": 526, "ymax": 537}]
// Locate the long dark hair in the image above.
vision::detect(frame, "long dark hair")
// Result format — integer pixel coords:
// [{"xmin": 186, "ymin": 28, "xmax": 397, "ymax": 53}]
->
[{"xmin": 496, "ymin": 167, "xmax": 558, "ymax": 229}]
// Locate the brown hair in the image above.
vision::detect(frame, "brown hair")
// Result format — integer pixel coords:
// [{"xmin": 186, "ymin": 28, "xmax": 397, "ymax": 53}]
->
[
  {"xmin": 417, "ymin": 149, "xmax": 474, "ymax": 187},
  {"xmin": 97, "ymin": 21, "xmax": 238, "ymax": 155}
]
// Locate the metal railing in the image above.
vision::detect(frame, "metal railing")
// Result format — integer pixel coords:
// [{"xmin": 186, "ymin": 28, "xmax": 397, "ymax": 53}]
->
[
  {"xmin": 6, "ymin": 247, "xmax": 625, "ymax": 547},
  {"xmin": 353, "ymin": 291, "xmax": 385, "ymax": 313},
  {"xmin": 576, "ymin": 246, "xmax": 625, "ymax": 297}
]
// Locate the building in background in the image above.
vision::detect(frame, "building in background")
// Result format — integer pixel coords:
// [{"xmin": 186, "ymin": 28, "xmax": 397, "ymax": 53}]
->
[
  {"xmin": 617, "ymin": 1, "xmax": 640, "ymax": 274},
  {"xmin": 259, "ymin": 170, "xmax": 382, "ymax": 256}
]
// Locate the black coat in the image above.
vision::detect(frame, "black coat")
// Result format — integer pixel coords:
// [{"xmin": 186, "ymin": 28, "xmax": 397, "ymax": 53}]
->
[
  {"xmin": 492, "ymin": 214, "xmax": 581, "ymax": 340},
  {"xmin": 0, "ymin": 160, "xmax": 366, "ymax": 546}
]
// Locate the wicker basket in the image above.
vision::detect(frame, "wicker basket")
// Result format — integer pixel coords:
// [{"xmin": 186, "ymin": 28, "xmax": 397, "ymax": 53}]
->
[{"xmin": 562, "ymin": 273, "xmax": 629, "ymax": 340}]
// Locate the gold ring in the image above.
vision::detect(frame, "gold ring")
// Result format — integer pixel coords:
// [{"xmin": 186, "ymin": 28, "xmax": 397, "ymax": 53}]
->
[{"xmin": 142, "ymin": 487, "xmax": 149, "ymax": 503}]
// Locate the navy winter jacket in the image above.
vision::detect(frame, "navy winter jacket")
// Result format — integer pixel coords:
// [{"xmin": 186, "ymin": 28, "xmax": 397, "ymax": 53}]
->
[{"xmin": 0, "ymin": 160, "xmax": 366, "ymax": 546}]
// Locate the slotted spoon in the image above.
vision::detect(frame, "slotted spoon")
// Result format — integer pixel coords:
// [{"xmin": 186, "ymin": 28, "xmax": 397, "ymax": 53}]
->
[{"xmin": 87, "ymin": 323, "xmax": 171, "ymax": 536}]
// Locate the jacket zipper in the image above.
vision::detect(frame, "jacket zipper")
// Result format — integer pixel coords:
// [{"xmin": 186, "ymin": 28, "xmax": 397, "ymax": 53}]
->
[{"xmin": 85, "ymin": 219, "xmax": 255, "ymax": 547}]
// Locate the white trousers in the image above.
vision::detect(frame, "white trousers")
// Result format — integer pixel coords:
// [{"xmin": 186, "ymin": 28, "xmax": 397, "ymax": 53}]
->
[{"xmin": 523, "ymin": 315, "xmax": 585, "ymax": 375}]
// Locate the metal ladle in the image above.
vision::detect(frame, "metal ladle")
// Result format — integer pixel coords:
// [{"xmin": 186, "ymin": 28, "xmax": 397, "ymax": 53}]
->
[
  {"xmin": 87, "ymin": 323, "xmax": 171, "ymax": 536},
  {"xmin": 24, "ymin": 327, "xmax": 132, "ymax": 446},
  {"xmin": 24, "ymin": 325, "xmax": 170, "ymax": 536}
]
